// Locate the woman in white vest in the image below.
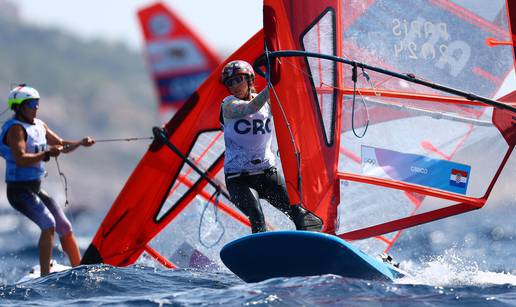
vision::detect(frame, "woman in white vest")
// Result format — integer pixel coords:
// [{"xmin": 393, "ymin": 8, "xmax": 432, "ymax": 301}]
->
[
  {"xmin": 220, "ymin": 60, "xmax": 322, "ymax": 233},
  {"xmin": 0, "ymin": 85, "xmax": 95, "ymax": 276}
]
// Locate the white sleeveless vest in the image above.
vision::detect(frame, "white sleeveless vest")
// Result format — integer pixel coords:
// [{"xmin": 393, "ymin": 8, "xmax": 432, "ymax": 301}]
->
[{"xmin": 222, "ymin": 95, "xmax": 275, "ymax": 174}]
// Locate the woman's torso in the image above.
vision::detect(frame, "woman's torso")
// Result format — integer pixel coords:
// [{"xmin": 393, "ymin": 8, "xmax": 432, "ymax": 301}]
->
[
  {"xmin": 222, "ymin": 95, "xmax": 275, "ymax": 174},
  {"xmin": 0, "ymin": 118, "xmax": 47, "ymax": 182}
]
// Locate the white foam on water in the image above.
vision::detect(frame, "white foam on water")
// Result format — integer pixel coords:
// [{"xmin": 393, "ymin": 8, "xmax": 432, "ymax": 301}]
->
[
  {"xmin": 395, "ymin": 248, "xmax": 516, "ymax": 286},
  {"xmin": 17, "ymin": 261, "xmax": 71, "ymax": 283}
]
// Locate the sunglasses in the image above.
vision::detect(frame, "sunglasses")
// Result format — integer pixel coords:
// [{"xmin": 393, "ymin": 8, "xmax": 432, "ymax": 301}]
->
[
  {"xmin": 225, "ymin": 75, "xmax": 246, "ymax": 87},
  {"xmin": 25, "ymin": 99, "xmax": 39, "ymax": 109}
]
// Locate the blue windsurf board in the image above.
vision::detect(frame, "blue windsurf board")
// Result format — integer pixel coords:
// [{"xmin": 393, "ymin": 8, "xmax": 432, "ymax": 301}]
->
[{"xmin": 220, "ymin": 231, "xmax": 404, "ymax": 283}]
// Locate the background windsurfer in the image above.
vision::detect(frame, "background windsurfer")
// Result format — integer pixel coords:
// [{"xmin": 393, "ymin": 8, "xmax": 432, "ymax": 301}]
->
[
  {"xmin": 220, "ymin": 60, "xmax": 322, "ymax": 233},
  {"xmin": 0, "ymin": 84, "xmax": 95, "ymax": 276}
]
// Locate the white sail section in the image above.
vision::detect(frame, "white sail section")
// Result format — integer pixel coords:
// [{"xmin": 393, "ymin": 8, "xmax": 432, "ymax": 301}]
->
[
  {"xmin": 342, "ymin": 0, "xmax": 514, "ymax": 98},
  {"xmin": 335, "ymin": 0, "xmax": 514, "ymax": 254}
]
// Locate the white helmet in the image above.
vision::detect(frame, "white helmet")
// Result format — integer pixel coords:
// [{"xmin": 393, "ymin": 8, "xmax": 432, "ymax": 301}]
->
[{"xmin": 8, "ymin": 84, "xmax": 40, "ymax": 109}]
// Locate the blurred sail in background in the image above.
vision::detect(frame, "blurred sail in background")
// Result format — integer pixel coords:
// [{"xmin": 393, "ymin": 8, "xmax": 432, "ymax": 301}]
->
[{"xmin": 137, "ymin": 2, "xmax": 221, "ymax": 123}]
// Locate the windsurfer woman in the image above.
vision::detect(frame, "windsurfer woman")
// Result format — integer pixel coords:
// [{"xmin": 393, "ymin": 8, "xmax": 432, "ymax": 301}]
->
[
  {"xmin": 220, "ymin": 60, "xmax": 322, "ymax": 233},
  {"xmin": 0, "ymin": 85, "xmax": 95, "ymax": 276}
]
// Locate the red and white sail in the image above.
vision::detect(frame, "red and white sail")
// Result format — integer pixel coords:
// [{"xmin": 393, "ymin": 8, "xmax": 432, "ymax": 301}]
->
[
  {"xmin": 263, "ymin": 0, "xmax": 515, "ymax": 254},
  {"xmin": 137, "ymin": 2, "xmax": 220, "ymax": 122}
]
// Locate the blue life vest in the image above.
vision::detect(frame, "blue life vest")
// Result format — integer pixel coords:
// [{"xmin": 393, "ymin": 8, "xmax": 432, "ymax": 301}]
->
[{"xmin": 0, "ymin": 118, "xmax": 47, "ymax": 182}]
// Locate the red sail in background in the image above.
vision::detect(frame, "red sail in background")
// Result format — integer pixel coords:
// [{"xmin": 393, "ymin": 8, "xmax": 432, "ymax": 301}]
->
[{"xmin": 137, "ymin": 2, "xmax": 220, "ymax": 122}]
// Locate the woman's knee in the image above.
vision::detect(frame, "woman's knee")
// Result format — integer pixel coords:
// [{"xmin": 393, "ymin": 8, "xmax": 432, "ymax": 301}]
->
[
  {"xmin": 40, "ymin": 215, "xmax": 56, "ymax": 231},
  {"xmin": 56, "ymin": 219, "xmax": 72, "ymax": 237},
  {"xmin": 239, "ymin": 201, "xmax": 266, "ymax": 231},
  {"xmin": 233, "ymin": 197, "xmax": 262, "ymax": 217},
  {"xmin": 39, "ymin": 191, "xmax": 72, "ymax": 236}
]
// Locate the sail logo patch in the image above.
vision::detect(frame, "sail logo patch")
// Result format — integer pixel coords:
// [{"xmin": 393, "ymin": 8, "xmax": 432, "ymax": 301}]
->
[
  {"xmin": 361, "ymin": 145, "xmax": 471, "ymax": 195},
  {"xmin": 449, "ymin": 169, "xmax": 468, "ymax": 188}
]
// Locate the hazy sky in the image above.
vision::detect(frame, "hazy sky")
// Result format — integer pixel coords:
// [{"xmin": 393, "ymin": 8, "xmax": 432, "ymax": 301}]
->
[{"xmin": 15, "ymin": 0, "xmax": 263, "ymax": 54}]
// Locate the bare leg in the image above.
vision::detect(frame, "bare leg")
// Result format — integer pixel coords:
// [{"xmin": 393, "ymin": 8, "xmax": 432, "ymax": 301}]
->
[
  {"xmin": 60, "ymin": 232, "xmax": 81, "ymax": 267},
  {"xmin": 39, "ymin": 228, "xmax": 55, "ymax": 276}
]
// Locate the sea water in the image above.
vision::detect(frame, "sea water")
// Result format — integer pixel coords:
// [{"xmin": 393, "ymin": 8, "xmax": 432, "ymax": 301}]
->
[{"xmin": 1, "ymin": 200, "xmax": 515, "ymax": 307}]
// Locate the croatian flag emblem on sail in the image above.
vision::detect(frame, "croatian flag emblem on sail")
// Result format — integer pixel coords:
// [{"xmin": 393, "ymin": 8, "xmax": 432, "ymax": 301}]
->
[{"xmin": 449, "ymin": 169, "xmax": 468, "ymax": 188}]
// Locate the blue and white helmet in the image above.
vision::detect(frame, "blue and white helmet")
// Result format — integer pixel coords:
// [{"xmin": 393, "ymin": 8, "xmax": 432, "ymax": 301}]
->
[{"xmin": 8, "ymin": 84, "xmax": 40, "ymax": 109}]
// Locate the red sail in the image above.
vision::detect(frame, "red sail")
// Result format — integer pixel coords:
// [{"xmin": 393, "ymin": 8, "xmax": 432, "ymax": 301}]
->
[
  {"xmin": 264, "ymin": 0, "xmax": 343, "ymax": 233},
  {"xmin": 81, "ymin": 31, "xmax": 265, "ymax": 266}
]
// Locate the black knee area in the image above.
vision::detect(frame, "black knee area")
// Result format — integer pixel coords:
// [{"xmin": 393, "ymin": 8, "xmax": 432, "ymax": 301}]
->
[{"xmin": 234, "ymin": 199, "xmax": 266, "ymax": 234}]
